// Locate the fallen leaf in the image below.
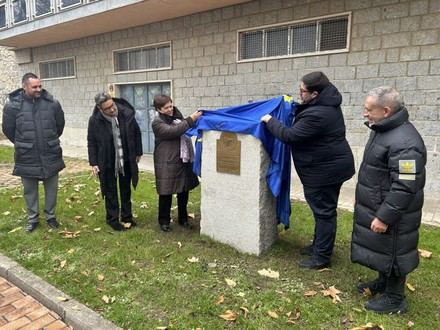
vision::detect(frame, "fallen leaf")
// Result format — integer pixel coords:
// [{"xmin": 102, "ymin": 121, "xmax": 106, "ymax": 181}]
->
[
  {"xmin": 156, "ymin": 327, "xmax": 167, "ymax": 330},
  {"xmin": 350, "ymin": 323, "xmax": 384, "ymax": 330},
  {"xmin": 188, "ymin": 213, "xmax": 195, "ymax": 218},
  {"xmin": 94, "ymin": 190, "xmax": 100, "ymax": 196},
  {"xmin": 321, "ymin": 285, "xmax": 342, "ymax": 304},
  {"xmin": 88, "ymin": 211, "xmax": 95, "ymax": 216},
  {"xmin": 8, "ymin": 227, "xmax": 22, "ymax": 233},
  {"xmin": 56, "ymin": 296, "xmax": 69, "ymax": 302},
  {"xmin": 418, "ymin": 249, "xmax": 432, "ymax": 258},
  {"xmin": 318, "ymin": 267, "xmax": 332, "ymax": 272},
  {"xmin": 102, "ymin": 295, "xmax": 110, "ymax": 304},
  {"xmin": 304, "ymin": 290, "xmax": 318, "ymax": 297},
  {"xmin": 122, "ymin": 222, "xmax": 132, "ymax": 229},
  {"xmin": 81, "ymin": 271, "xmax": 89, "ymax": 277},
  {"xmin": 10, "ymin": 195, "xmax": 21, "ymax": 201},
  {"xmin": 406, "ymin": 283, "xmax": 416, "ymax": 292},
  {"xmin": 94, "ymin": 227, "xmax": 102, "ymax": 232},
  {"xmin": 97, "ymin": 274, "xmax": 105, "ymax": 281},
  {"xmin": 208, "ymin": 262, "xmax": 217, "ymax": 268},
  {"xmin": 237, "ymin": 292, "xmax": 245, "ymax": 297},
  {"xmin": 74, "ymin": 215, "xmax": 83, "ymax": 221},
  {"xmin": 240, "ymin": 306, "xmax": 249, "ymax": 317},
  {"xmin": 215, "ymin": 294, "xmax": 225, "ymax": 305},
  {"xmin": 225, "ymin": 278, "xmax": 236, "ymax": 288},
  {"xmin": 67, "ymin": 248, "xmax": 75, "ymax": 254},
  {"xmin": 60, "ymin": 260, "xmax": 67, "ymax": 268},
  {"xmin": 407, "ymin": 321, "xmax": 415, "ymax": 328},
  {"xmin": 257, "ymin": 268, "xmax": 280, "ymax": 279},
  {"xmin": 187, "ymin": 256, "xmax": 199, "ymax": 263},
  {"xmin": 140, "ymin": 202, "xmax": 149, "ymax": 209},
  {"xmin": 177, "ymin": 242, "xmax": 182, "ymax": 249},
  {"xmin": 219, "ymin": 310, "xmax": 237, "ymax": 321},
  {"xmin": 267, "ymin": 310, "xmax": 279, "ymax": 319},
  {"xmin": 2, "ymin": 211, "xmax": 11, "ymax": 216}
]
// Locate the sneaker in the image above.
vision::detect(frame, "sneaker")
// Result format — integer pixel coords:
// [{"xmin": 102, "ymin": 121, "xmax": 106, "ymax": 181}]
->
[
  {"xmin": 160, "ymin": 224, "xmax": 171, "ymax": 232},
  {"xmin": 357, "ymin": 278, "xmax": 386, "ymax": 296},
  {"xmin": 299, "ymin": 258, "xmax": 330, "ymax": 270},
  {"xmin": 299, "ymin": 244, "xmax": 313, "ymax": 256},
  {"xmin": 25, "ymin": 222, "xmax": 39, "ymax": 233},
  {"xmin": 47, "ymin": 219, "xmax": 60, "ymax": 229},
  {"xmin": 365, "ymin": 294, "xmax": 408, "ymax": 314}
]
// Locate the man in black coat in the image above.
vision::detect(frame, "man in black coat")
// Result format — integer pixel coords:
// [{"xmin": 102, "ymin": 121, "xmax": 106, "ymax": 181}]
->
[
  {"xmin": 87, "ymin": 92, "xmax": 143, "ymax": 231},
  {"xmin": 351, "ymin": 87, "xmax": 426, "ymax": 314},
  {"xmin": 262, "ymin": 71, "xmax": 355, "ymax": 269},
  {"xmin": 2, "ymin": 73, "xmax": 65, "ymax": 233}
]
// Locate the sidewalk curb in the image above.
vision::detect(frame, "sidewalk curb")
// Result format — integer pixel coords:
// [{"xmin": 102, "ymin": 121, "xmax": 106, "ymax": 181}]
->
[{"xmin": 0, "ymin": 253, "xmax": 121, "ymax": 330}]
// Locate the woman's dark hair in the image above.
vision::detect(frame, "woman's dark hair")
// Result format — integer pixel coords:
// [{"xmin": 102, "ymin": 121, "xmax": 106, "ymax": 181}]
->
[
  {"xmin": 301, "ymin": 71, "xmax": 330, "ymax": 93},
  {"xmin": 153, "ymin": 94, "xmax": 172, "ymax": 110}
]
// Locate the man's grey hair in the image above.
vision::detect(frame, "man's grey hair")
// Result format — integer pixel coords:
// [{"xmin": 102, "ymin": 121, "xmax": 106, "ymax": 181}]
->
[
  {"xmin": 367, "ymin": 86, "xmax": 404, "ymax": 113},
  {"xmin": 94, "ymin": 92, "xmax": 112, "ymax": 108}
]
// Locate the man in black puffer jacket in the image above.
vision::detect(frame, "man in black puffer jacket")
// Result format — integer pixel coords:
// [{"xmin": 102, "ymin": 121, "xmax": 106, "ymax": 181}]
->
[
  {"xmin": 351, "ymin": 86, "xmax": 426, "ymax": 314},
  {"xmin": 262, "ymin": 71, "xmax": 355, "ymax": 269},
  {"xmin": 2, "ymin": 73, "xmax": 65, "ymax": 233},
  {"xmin": 87, "ymin": 92, "xmax": 142, "ymax": 231}
]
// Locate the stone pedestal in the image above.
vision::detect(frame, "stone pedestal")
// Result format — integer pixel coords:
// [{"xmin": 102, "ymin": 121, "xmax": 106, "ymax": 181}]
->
[{"xmin": 200, "ymin": 131, "xmax": 277, "ymax": 255}]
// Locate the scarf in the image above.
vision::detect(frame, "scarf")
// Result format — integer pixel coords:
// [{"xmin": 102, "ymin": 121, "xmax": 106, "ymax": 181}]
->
[
  {"xmin": 172, "ymin": 118, "xmax": 194, "ymax": 163},
  {"xmin": 101, "ymin": 108, "xmax": 125, "ymax": 177}
]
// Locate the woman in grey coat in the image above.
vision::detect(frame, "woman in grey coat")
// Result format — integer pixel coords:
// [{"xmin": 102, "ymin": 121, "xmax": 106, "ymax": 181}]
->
[{"xmin": 152, "ymin": 95, "xmax": 202, "ymax": 232}]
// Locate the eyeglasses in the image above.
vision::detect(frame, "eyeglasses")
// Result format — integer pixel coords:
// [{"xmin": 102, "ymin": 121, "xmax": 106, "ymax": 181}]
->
[{"xmin": 299, "ymin": 87, "xmax": 311, "ymax": 94}]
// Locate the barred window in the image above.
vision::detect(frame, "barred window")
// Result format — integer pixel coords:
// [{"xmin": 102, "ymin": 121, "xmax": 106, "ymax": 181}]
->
[
  {"xmin": 0, "ymin": 2, "xmax": 6, "ymax": 28},
  {"xmin": 238, "ymin": 13, "xmax": 350, "ymax": 61},
  {"xmin": 114, "ymin": 43, "xmax": 171, "ymax": 73},
  {"xmin": 12, "ymin": 0, "xmax": 27, "ymax": 24},
  {"xmin": 60, "ymin": 0, "xmax": 81, "ymax": 9},
  {"xmin": 39, "ymin": 57, "xmax": 75, "ymax": 79}
]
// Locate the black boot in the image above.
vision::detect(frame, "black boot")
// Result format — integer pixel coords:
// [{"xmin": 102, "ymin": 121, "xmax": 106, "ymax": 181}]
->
[
  {"xmin": 107, "ymin": 221, "xmax": 125, "ymax": 231},
  {"xmin": 365, "ymin": 294, "xmax": 407, "ymax": 314},
  {"xmin": 299, "ymin": 244, "xmax": 313, "ymax": 256},
  {"xmin": 357, "ymin": 274, "xmax": 386, "ymax": 295}
]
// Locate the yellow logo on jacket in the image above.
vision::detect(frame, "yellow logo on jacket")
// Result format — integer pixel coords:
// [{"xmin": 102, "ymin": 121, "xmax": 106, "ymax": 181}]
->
[{"xmin": 399, "ymin": 160, "xmax": 416, "ymax": 174}]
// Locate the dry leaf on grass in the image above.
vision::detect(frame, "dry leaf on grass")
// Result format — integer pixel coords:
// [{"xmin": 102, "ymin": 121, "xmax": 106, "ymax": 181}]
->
[
  {"xmin": 8, "ymin": 227, "xmax": 22, "ymax": 233},
  {"xmin": 187, "ymin": 256, "xmax": 199, "ymax": 263},
  {"xmin": 140, "ymin": 202, "xmax": 149, "ymax": 209},
  {"xmin": 321, "ymin": 285, "xmax": 342, "ymax": 304},
  {"xmin": 102, "ymin": 295, "xmax": 115, "ymax": 304},
  {"xmin": 88, "ymin": 211, "xmax": 95, "ymax": 216},
  {"xmin": 188, "ymin": 213, "xmax": 195, "ymax": 219},
  {"xmin": 219, "ymin": 310, "xmax": 237, "ymax": 321},
  {"xmin": 56, "ymin": 296, "xmax": 69, "ymax": 302},
  {"xmin": 267, "ymin": 310, "xmax": 279, "ymax": 319},
  {"xmin": 97, "ymin": 274, "xmax": 105, "ymax": 281},
  {"xmin": 67, "ymin": 248, "xmax": 75, "ymax": 254},
  {"xmin": 418, "ymin": 249, "xmax": 432, "ymax": 258},
  {"xmin": 156, "ymin": 327, "xmax": 167, "ymax": 330},
  {"xmin": 208, "ymin": 262, "xmax": 217, "ymax": 268},
  {"xmin": 350, "ymin": 323, "xmax": 384, "ymax": 330},
  {"xmin": 177, "ymin": 242, "xmax": 182, "ymax": 249},
  {"xmin": 10, "ymin": 195, "xmax": 21, "ymax": 201},
  {"xmin": 74, "ymin": 215, "xmax": 82, "ymax": 221},
  {"xmin": 318, "ymin": 267, "xmax": 332, "ymax": 272},
  {"xmin": 304, "ymin": 290, "xmax": 318, "ymax": 297},
  {"xmin": 60, "ymin": 230, "xmax": 81, "ymax": 239},
  {"xmin": 257, "ymin": 268, "xmax": 280, "ymax": 279},
  {"xmin": 215, "ymin": 294, "xmax": 225, "ymax": 305},
  {"xmin": 407, "ymin": 321, "xmax": 415, "ymax": 328},
  {"xmin": 94, "ymin": 227, "xmax": 101, "ymax": 232},
  {"xmin": 2, "ymin": 211, "xmax": 11, "ymax": 216},
  {"xmin": 122, "ymin": 222, "xmax": 132, "ymax": 229},
  {"xmin": 406, "ymin": 283, "xmax": 416, "ymax": 292},
  {"xmin": 225, "ymin": 278, "xmax": 237, "ymax": 288},
  {"xmin": 240, "ymin": 306, "xmax": 249, "ymax": 317}
]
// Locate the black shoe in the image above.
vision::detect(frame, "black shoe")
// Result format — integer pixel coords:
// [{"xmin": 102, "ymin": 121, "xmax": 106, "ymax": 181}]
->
[
  {"xmin": 365, "ymin": 294, "xmax": 408, "ymax": 314},
  {"xmin": 107, "ymin": 221, "xmax": 125, "ymax": 231},
  {"xmin": 299, "ymin": 244, "xmax": 313, "ymax": 256},
  {"xmin": 47, "ymin": 219, "xmax": 60, "ymax": 229},
  {"xmin": 178, "ymin": 221, "xmax": 193, "ymax": 229},
  {"xmin": 357, "ymin": 278, "xmax": 386, "ymax": 295},
  {"xmin": 299, "ymin": 258, "xmax": 330, "ymax": 270},
  {"xmin": 160, "ymin": 224, "xmax": 171, "ymax": 232},
  {"xmin": 121, "ymin": 218, "xmax": 137, "ymax": 227},
  {"xmin": 25, "ymin": 222, "xmax": 39, "ymax": 233}
]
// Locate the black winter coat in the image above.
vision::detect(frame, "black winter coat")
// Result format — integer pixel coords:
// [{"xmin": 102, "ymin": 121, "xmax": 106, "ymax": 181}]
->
[
  {"xmin": 2, "ymin": 88, "xmax": 65, "ymax": 179},
  {"xmin": 87, "ymin": 98, "xmax": 143, "ymax": 196},
  {"xmin": 266, "ymin": 84, "xmax": 355, "ymax": 187},
  {"xmin": 351, "ymin": 108, "xmax": 426, "ymax": 276}
]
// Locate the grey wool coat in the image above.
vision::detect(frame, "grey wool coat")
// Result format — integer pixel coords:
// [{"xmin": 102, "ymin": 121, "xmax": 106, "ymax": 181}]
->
[{"xmin": 152, "ymin": 107, "xmax": 199, "ymax": 195}]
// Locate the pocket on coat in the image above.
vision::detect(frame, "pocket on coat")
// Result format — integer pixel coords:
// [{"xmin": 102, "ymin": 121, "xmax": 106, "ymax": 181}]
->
[
  {"xmin": 47, "ymin": 138, "xmax": 61, "ymax": 153},
  {"xmin": 15, "ymin": 141, "xmax": 34, "ymax": 156}
]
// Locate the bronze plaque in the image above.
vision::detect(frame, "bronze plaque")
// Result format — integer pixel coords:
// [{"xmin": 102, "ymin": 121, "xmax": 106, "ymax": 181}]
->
[{"xmin": 216, "ymin": 132, "xmax": 241, "ymax": 175}]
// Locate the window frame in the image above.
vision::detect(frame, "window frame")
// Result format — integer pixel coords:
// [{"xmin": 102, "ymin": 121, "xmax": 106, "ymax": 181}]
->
[
  {"xmin": 112, "ymin": 41, "xmax": 172, "ymax": 74},
  {"xmin": 10, "ymin": 0, "xmax": 29, "ymax": 25},
  {"xmin": 236, "ymin": 12, "xmax": 351, "ymax": 63},
  {"xmin": 0, "ymin": 1, "xmax": 7, "ymax": 29},
  {"xmin": 39, "ymin": 56, "xmax": 76, "ymax": 81},
  {"xmin": 58, "ymin": 0, "xmax": 82, "ymax": 11},
  {"xmin": 32, "ymin": 0, "xmax": 54, "ymax": 18}
]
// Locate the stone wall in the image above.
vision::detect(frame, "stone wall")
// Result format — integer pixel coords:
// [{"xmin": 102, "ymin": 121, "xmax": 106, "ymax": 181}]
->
[
  {"xmin": 0, "ymin": 47, "xmax": 19, "ymax": 113},
  {"xmin": 14, "ymin": 0, "xmax": 440, "ymax": 197}
]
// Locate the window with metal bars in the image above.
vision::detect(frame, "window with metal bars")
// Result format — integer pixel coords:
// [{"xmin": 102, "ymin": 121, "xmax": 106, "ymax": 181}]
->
[
  {"xmin": 39, "ymin": 57, "xmax": 75, "ymax": 80},
  {"xmin": 0, "ymin": 2, "xmax": 6, "ymax": 28},
  {"xmin": 238, "ymin": 13, "xmax": 350, "ymax": 61},
  {"xmin": 113, "ymin": 43, "xmax": 171, "ymax": 73}
]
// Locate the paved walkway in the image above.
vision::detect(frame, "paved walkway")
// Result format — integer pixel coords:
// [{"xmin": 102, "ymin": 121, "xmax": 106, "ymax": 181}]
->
[{"xmin": 0, "ymin": 277, "xmax": 70, "ymax": 330}]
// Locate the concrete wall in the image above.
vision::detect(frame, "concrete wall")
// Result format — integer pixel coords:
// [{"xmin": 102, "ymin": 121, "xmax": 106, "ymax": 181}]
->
[
  {"xmin": 0, "ymin": 47, "xmax": 19, "ymax": 112},
  {"xmin": 14, "ymin": 0, "xmax": 440, "ymax": 198}
]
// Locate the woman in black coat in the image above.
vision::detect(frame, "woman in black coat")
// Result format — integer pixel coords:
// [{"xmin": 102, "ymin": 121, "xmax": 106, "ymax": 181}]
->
[{"xmin": 261, "ymin": 71, "xmax": 355, "ymax": 269}]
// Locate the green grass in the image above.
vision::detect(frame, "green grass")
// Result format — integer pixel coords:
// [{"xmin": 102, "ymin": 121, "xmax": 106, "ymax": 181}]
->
[
  {"xmin": 0, "ymin": 167, "xmax": 439, "ymax": 329},
  {"xmin": 0, "ymin": 145, "xmax": 14, "ymax": 164}
]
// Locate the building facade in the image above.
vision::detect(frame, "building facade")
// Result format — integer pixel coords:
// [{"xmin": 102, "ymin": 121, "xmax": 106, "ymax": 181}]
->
[{"xmin": 0, "ymin": 0, "xmax": 439, "ymax": 203}]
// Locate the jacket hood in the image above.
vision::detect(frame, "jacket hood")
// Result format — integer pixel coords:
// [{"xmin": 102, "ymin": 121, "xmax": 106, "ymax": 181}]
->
[
  {"xmin": 8, "ymin": 88, "xmax": 54, "ymax": 102},
  {"xmin": 157, "ymin": 106, "xmax": 183, "ymax": 124},
  {"xmin": 297, "ymin": 83, "xmax": 342, "ymax": 111},
  {"xmin": 366, "ymin": 106, "xmax": 409, "ymax": 132}
]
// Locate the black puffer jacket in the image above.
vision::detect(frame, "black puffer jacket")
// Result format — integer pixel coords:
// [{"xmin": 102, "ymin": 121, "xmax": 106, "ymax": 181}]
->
[
  {"xmin": 266, "ymin": 84, "xmax": 355, "ymax": 187},
  {"xmin": 87, "ymin": 98, "xmax": 143, "ymax": 196},
  {"xmin": 2, "ymin": 88, "xmax": 65, "ymax": 179},
  {"xmin": 351, "ymin": 108, "xmax": 426, "ymax": 276}
]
